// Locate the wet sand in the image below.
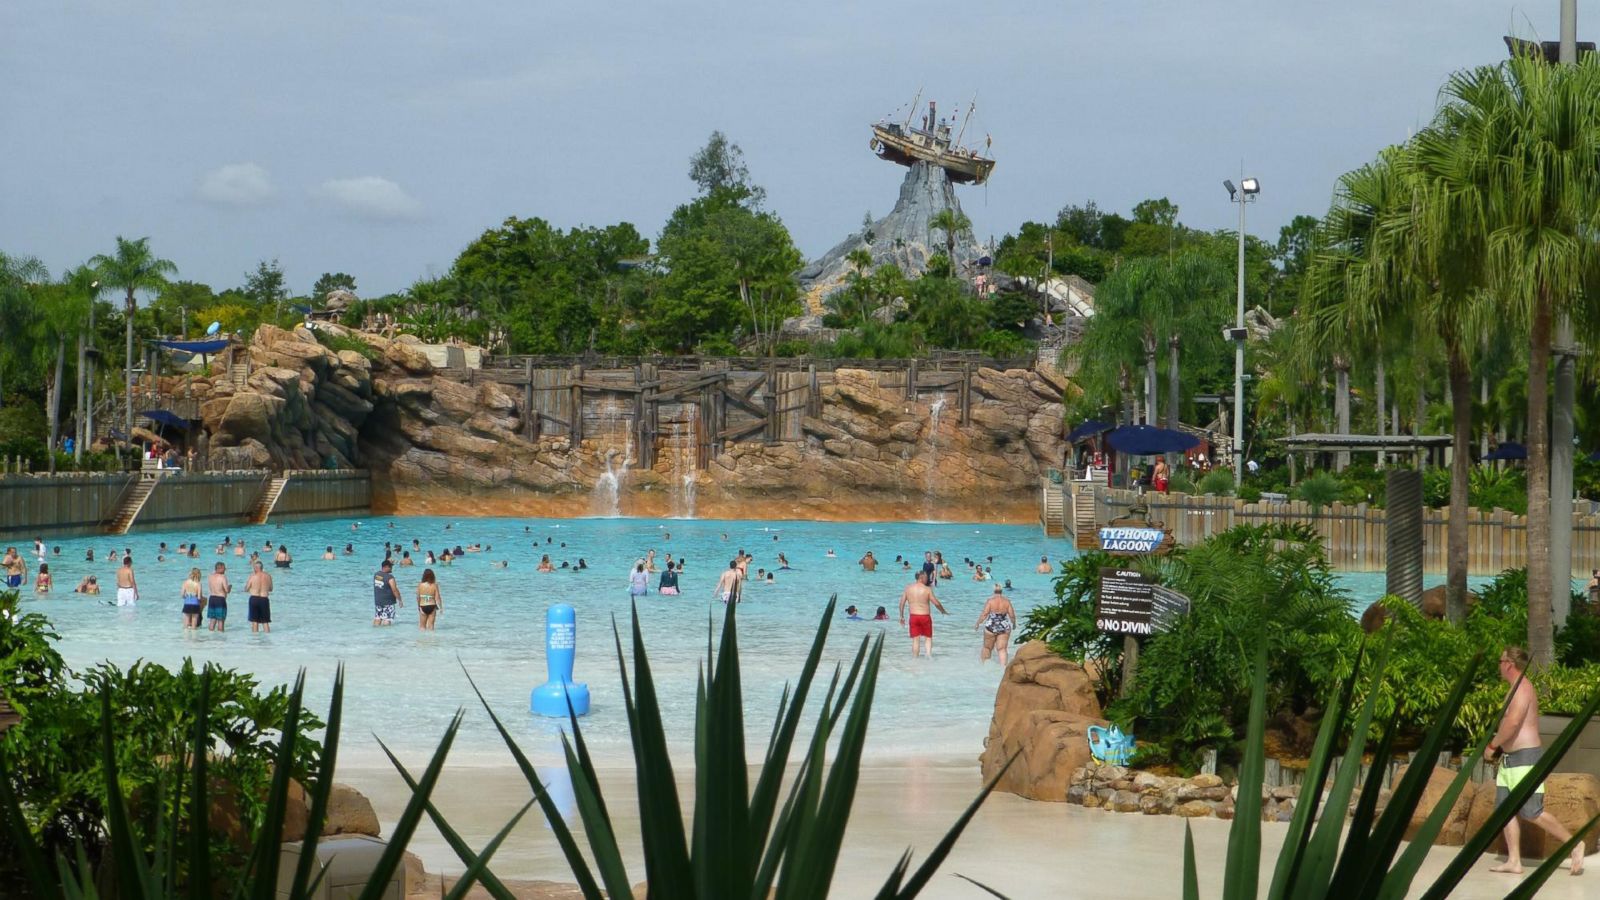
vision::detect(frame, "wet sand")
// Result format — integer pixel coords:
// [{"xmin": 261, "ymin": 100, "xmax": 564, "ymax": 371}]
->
[{"xmin": 338, "ymin": 757, "xmax": 1594, "ymax": 899}]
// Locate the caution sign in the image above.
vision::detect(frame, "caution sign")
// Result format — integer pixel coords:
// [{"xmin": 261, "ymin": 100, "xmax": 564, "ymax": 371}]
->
[{"xmin": 1096, "ymin": 568, "xmax": 1191, "ymax": 636}]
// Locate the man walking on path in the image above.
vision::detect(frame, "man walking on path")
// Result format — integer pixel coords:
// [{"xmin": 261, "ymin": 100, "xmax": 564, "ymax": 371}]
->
[
  {"xmin": 1486, "ymin": 645, "xmax": 1585, "ymax": 876},
  {"xmin": 115, "ymin": 556, "xmax": 138, "ymax": 607},
  {"xmin": 246, "ymin": 559, "xmax": 273, "ymax": 634},
  {"xmin": 898, "ymin": 570, "xmax": 947, "ymax": 658}
]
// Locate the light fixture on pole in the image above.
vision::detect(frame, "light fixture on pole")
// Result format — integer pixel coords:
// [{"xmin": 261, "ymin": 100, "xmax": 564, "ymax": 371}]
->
[{"xmin": 1224, "ymin": 176, "xmax": 1260, "ymax": 486}]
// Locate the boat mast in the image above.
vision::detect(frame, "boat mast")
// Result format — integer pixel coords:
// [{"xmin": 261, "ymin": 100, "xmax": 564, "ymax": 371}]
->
[
  {"xmin": 954, "ymin": 95, "xmax": 976, "ymax": 150},
  {"xmin": 903, "ymin": 88, "xmax": 923, "ymax": 130}
]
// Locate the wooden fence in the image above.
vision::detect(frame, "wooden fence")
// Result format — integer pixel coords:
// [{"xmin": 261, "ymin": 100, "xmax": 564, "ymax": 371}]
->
[
  {"xmin": 434, "ymin": 353, "xmax": 1027, "ymax": 471},
  {"xmin": 1063, "ymin": 483, "xmax": 1600, "ymax": 576}
]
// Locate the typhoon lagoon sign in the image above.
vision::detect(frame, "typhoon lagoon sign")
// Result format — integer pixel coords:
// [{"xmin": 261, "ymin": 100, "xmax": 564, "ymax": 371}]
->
[{"xmin": 1098, "ymin": 526, "xmax": 1166, "ymax": 554}]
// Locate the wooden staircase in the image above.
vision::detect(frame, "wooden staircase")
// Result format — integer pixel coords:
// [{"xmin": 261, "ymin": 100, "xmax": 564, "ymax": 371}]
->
[
  {"xmin": 247, "ymin": 474, "xmax": 290, "ymax": 524},
  {"xmin": 1039, "ymin": 476, "xmax": 1066, "ymax": 537},
  {"xmin": 105, "ymin": 466, "xmax": 164, "ymax": 535}
]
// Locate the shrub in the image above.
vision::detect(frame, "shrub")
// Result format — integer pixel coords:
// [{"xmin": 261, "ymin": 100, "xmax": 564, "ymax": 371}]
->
[
  {"xmin": 1197, "ymin": 468, "xmax": 1234, "ymax": 496},
  {"xmin": 1168, "ymin": 472, "xmax": 1198, "ymax": 495},
  {"xmin": 311, "ymin": 327, "xmax": 378, "ymax": 361},
  {"xmin": 1292, "ymin": 471, "xmax": 1343, "ymax": 511}
]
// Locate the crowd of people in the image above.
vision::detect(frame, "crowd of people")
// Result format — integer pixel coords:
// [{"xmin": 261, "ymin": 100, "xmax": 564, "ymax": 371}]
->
[{"xmin": 5, "ymin": 529, "xmax": 1050, "ymax": 664}]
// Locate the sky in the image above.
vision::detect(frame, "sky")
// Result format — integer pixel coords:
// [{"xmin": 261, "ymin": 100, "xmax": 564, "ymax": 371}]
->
[{"xmin": 0, "ymin": 1, "xmax": 1579, "ymax": 296}]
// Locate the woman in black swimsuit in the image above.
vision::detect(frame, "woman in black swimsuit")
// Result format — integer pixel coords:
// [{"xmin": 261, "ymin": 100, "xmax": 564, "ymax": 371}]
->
[{"xmin": 416, "ymin": 568, "xmax": 442, "ymax": 631}]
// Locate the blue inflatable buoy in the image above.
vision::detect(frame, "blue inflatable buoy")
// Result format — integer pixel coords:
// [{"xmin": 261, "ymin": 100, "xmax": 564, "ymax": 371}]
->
[{"xmin": 532, "ymin": 604, "xmax": 590, "ymax": 717}]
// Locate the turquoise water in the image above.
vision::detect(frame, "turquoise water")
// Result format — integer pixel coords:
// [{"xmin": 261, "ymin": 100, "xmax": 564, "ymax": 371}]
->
[
  {"xmin": 21, "ymin": 516, "xmax": 1065, "ymax": 767},
  {"xmin": 15, "ymin": 516, "xmax": 1553, "ymax": 769}
]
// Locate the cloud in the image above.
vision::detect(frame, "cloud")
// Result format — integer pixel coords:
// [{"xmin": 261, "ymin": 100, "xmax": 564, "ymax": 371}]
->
[
  {"xmin": 196, "ymin": 162, "xmax": 275, "ymax": 206},
  {"xmin": 314, "ymin": 176, "xmax": 423, "ymax": 221}
]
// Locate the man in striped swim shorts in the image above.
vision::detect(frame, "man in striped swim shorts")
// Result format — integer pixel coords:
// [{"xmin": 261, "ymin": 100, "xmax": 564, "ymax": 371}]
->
[{"xmin": 1486, "ymin": 645, "xmax": 1584, "ymax": 877}]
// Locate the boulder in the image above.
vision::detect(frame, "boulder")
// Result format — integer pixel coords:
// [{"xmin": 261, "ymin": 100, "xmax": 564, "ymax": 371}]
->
[
  {"xmin": 322, "ymin": 783, "xmax": 381, "ymax": 837},
  {"xmin": 1394, "ymin": 764, "xmax": 1474, "ymax": 846},
  {"xmin": 1420, "ymin": 585, "xmax": 1478, "ymax": 620},
  {"xmin": 1464, "ymin": 773, "xmax": 1600, "ymax": 857},
  {"xmin": 980, "ymin": 641, "xmax": 1107, "ymax": 801}
]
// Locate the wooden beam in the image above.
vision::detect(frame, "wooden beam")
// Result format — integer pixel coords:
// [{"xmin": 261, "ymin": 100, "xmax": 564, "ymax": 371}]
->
[
  {"xmin": 720, "ymin": 385, "xmax": 768, "ymax": 419},
  {"xmin": 569, "ymin": 364, "xmax": 584, "ymax": 444},
  {"xmin": 523, "ymin": 358, "xmax": 535, "ymax": 439},
  {"xmin": 719, "ymin": 419, "xmax": 768, "ymax": 442},
  {"xmin": 735, "ymin": 371, "xmax": 767, "ymax": 402}
]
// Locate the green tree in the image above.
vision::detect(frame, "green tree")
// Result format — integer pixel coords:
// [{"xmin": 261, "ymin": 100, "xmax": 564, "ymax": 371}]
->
[
  {"xmin": 928, "ymin": 208, "xmax": 972, "ymax": 272},
  {"xmin": 0, "ymin": 251, "xmax": 48, "ymax": 411},
  {"xmin": 655, "ymin": 190, "xmax": 800, "ymax": 353},
  {"xmin": 38, "ymin": 267, "xmax": 98, "ymax": 472},
  {"xmin": 688, "ymin": 130, "xmax": 765, "ymax": 207},
  {"xmin": 1412, "ymin": 55, "xmax": 1600, "ymax": 664},
  {"xmin": 311, "ymin": 272, "xmax": 357, "ymax": 299},
  {"xmin": 242, "ymin": 259, "xmax": 288, "ymax": 316},
  {"xmin": 89, "ymin": 236, "xmax": 176, "ymax": 440}
]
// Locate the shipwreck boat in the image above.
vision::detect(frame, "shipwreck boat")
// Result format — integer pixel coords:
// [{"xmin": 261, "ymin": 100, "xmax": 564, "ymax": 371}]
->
[{"xmin": 869, "ymin": 98, "xmax": 995, "ymax": 185}]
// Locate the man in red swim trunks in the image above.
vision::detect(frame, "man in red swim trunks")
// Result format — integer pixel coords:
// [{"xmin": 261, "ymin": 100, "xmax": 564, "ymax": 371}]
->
[{"xmin": 898, "ymin": 570, "xmax": 948, "ymax": 658}]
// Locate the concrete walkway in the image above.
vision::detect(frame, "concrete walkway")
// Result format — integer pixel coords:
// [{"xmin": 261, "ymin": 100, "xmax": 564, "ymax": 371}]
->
[{"xmin": 339, "ymin": 757, "xmax": 1593, "ymax": 899}]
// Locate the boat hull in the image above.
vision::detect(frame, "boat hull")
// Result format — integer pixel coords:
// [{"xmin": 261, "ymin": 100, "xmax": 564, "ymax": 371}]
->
[{"xmin": 870, "ymin": 126, "xmax": 994, "ymax": 185}]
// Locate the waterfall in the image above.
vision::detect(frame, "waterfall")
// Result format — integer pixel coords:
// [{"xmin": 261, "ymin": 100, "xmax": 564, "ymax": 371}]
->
[
  {"xmin": 922, "ymin": 395, "xmax": 947, "ymax": 521},
  {"xmin": 669, "ymin": 410, "xmax": 699, "ymax": 519},
  {"xmin": 589, "ymin": 398, "xmax": 632, "ymax": 517}
]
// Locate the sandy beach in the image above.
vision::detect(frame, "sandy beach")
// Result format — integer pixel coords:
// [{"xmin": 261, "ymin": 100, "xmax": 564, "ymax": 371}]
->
[{"xmin": 338, "ymin": 757, "xmax": 1595, "ymax": 899}]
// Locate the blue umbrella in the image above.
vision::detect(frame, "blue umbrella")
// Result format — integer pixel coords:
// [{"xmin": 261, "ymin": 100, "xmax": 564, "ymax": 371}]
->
[
  {"xmin": 1484, "ymin": 441, "xmax": 1527, "ymax": 461},
  {"xmin": 1065, "ymin": 419, "xmax": 1115, "ymax": 443},
  {"xmin": 1106, "ymin": 424, "xmax": 1201, "ymax": 455},
  {"xmin": 1589, "ymin": 450, "xmax": 1600, "ymax": 463}
]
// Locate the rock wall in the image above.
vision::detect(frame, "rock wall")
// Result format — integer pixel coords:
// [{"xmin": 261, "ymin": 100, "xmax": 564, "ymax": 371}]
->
[
  {"xmin": 193, "ymin": 325, "xmax": 1065, "ymax": 522},
  {"xmin": 979, "ymin": 641, "xmax": 1107, "ymax": 801}
]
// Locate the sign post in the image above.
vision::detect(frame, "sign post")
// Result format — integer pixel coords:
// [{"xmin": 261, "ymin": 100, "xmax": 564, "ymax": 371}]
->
[{"xmin": 1096, "ymin": 568, "xmax": 1192, "ymax": 696}]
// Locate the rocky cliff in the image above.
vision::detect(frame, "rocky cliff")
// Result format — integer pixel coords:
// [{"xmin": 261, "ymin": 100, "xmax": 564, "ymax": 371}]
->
[
  {"xmin": 798, "ymin": 161, "xmax": 984, "ymax": 309},
  {"xmin": 185, "ymin": 324, "xmax": 1064, "ymax": 522}
]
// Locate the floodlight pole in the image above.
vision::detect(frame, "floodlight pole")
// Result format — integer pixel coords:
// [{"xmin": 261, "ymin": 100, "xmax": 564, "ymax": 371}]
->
[
  {"xmin": 1232, "ymin": 190, "xmax": 1248, "ymax": 487},
  {"xmin": 1551, "ymin": 0, "xmax": 1577, "ymax": 626}
]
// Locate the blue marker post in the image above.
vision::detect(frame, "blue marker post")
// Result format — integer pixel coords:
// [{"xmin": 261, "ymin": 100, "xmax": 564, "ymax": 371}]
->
[{"xmin": 531, "ymin": 603, "xmax": 590, "ymax": 717}]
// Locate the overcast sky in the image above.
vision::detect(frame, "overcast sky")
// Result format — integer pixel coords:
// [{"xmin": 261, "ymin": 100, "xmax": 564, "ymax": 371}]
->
[{"xmin": 0, "ymin": 2, "xmax": 1577, "ymax": 296}]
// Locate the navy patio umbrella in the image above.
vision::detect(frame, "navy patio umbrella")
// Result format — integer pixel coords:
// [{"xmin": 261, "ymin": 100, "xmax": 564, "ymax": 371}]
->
[
  {"xmin": 1106, "ymin": 424, "xmax": 1201, "ymax": 456},
  {"xmin": 1065, "ymin": 420, "xmax": 1115, "ymax": 443},
  {"xmin": 1484, "ymin": 442, "xmax": 1527, "ymax": 461}
]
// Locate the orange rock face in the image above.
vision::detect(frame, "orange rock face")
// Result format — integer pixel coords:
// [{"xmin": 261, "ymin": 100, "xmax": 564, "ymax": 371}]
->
[{"xmin": 979, "ymin": 641, "xmax": 1106, "ymax": 801}]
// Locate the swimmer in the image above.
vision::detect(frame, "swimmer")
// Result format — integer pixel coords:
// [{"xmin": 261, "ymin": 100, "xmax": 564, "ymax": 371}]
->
[
  {"xmin": 34, "ymin": 563, "xmax": 52, "ymax": 594},
  {"xmin": 234, "ymin": 541, "xmax": 246, "ymax": 557},
  {"xmin": 764, "ymin": 571, "xmax": 774, "ymax": 584},
  {"xmin": 844, "ymin": 605, "xmax": 863, "ymax": 621},
  {"xmin": 400, "ymin": 551, "xmax": 414, "ymax": 567},
  {"xmin": 975, "ymin": 584, "xmax": 1017, "ymax": 665},
  {"xmin": 658, "ymin": 561, "xmax": 680, "ymax": 595},
  {"xmin": 426, "ymin": 551, "xmax": 437, "ymax": 565},
  {"xmin": 246, "ymin": 560, "xmax": 274, "ymax": 634},
  {"xmin": 416, "ymin": 568, "xmax": 442, "ymax": 631},
  {"xmin": 538, "ymin": 555, "xmax": 554, "ymax": 573},
  {"xmin": 873, "ymin": 606, "xmax": 889, "ymax": 621},
  {"xmin": 826, "ymin": 549, "xmax": 836, "ymax": 558},
  {"xmin": 576, "ymin": 558, "xmax": 588, "ymax": 570},
  {"xmin": 180, "ymin": 568, "xmax": 203, "ymax": 629},
  {"xmin": 777, "ymin": 553, "xmax": 790, "ymax": 570},
  {"xmin": 115, "ymin": 556, "xmax": 139, "ymax": 607},
  {"xmin": 898, "ymin": 571, "xmax": 947, "ymax": 658},
  {"xmin": 343, "ymin": 544, "xmax": 354, "ymax": 556},
  {"xmin": 714, "ymin": 560, "xmax": 741, "ymax": 604},
  {"xmin": 74, "ymin": 575, "xmax": 100, "ymax": 595},
  {"xmin": 859, "ymin": 551, "xmax": 877, "ymax": 572},
  {"xmin": 323, "ymin": 546, "xmax": 335, "ymax": 560},
  {"xmin": 1036, "ymin": 555, "xmax": 1053, "ymax": 574},
  {"xmin": 628, "ymin": 563, "xmax": 649, "ymax": 598},
  {"xmin": 492, "ymin": 560, "xmax": 508, "ymax": 569},
  {"xmin": 207, "ymin": 563, "xmax": 231, "ymax": 632},
  {"xmin": 274, "ymin": 546, "xmax": 292, "ymax": 569},
  {"xmin": 972, "ymin": 564, "xmax": 988, "ymax": 582}
]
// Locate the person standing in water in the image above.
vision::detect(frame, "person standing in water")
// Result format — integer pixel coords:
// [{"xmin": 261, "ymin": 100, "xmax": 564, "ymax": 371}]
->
[
  {"xmin": 372, "ymin": 559, "xmax": 401, "ymax": 626},
  {"xmin": 658, "ymin": 561, "xmax": 680, "ymax": 595},
  {"xmin": 246, "ymin": 560, "xmax": 273, "ymax": 634},
  {"xmin": 628, "ymin": 562, "xmax": 649, "ymax": 598},
  {"xmin": 1486, "ymin": 645, "xmax": 1585, "ymax": 876},
  {"xmin": 416, "ymin": 568, "xmax": 442, "ymax": 631},
  {"xmin": 115, "ymin": 556, "xmax": 139, "ymax": 607},
  {"xmin": 206, "ymin": 562, "xmax": 231, "ymax": 632},
  {"xmin": 714, "ymin": 560, "xmax": 741, "ymax": 604},
  {"xmin": 180, "ymin": 568, "xmax": 203, "ymax": 629},
  {"xmin": 975, "ymin": 585, "xmax": 1017, "ymax": 665},
  {"xmin": 898, "ymin": 570, "xmax": 947, "ymax": 658}
]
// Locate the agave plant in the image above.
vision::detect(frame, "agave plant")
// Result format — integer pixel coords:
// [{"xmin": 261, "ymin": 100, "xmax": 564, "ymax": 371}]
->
[
  {"xmin": 1186, "ymin": 627, "xmax": 1600, "ymax": 899},
  {"xmin": 428, "ymin": 594, "xmax": 1011, "ymax": 899}
]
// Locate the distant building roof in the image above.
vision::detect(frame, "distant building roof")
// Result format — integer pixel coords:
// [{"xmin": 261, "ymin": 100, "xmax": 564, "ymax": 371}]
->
[{"xmin": 1279, "ymin": 433, "xmax": 1452, "ymax": 452}]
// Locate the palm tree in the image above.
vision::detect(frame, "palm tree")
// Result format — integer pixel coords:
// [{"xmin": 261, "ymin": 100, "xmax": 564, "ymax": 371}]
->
[
  {"xmin": 91, "ymin": 236, "xmax": 177, "ymax": 443},
  {"xmin": 928, "ymin": 208, "xmax": 972, "ymax": 275},
  {"xmin": 45, "ymin": 267, "xmax": 99, "ymax": 472},
  {"xmin": 1306, "ymin": 143, "xmax": 1491, "ymax": 624},
  {"xmin": 1412, "ymin": 56, "xmax": 1600, "ymax": 662}
]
